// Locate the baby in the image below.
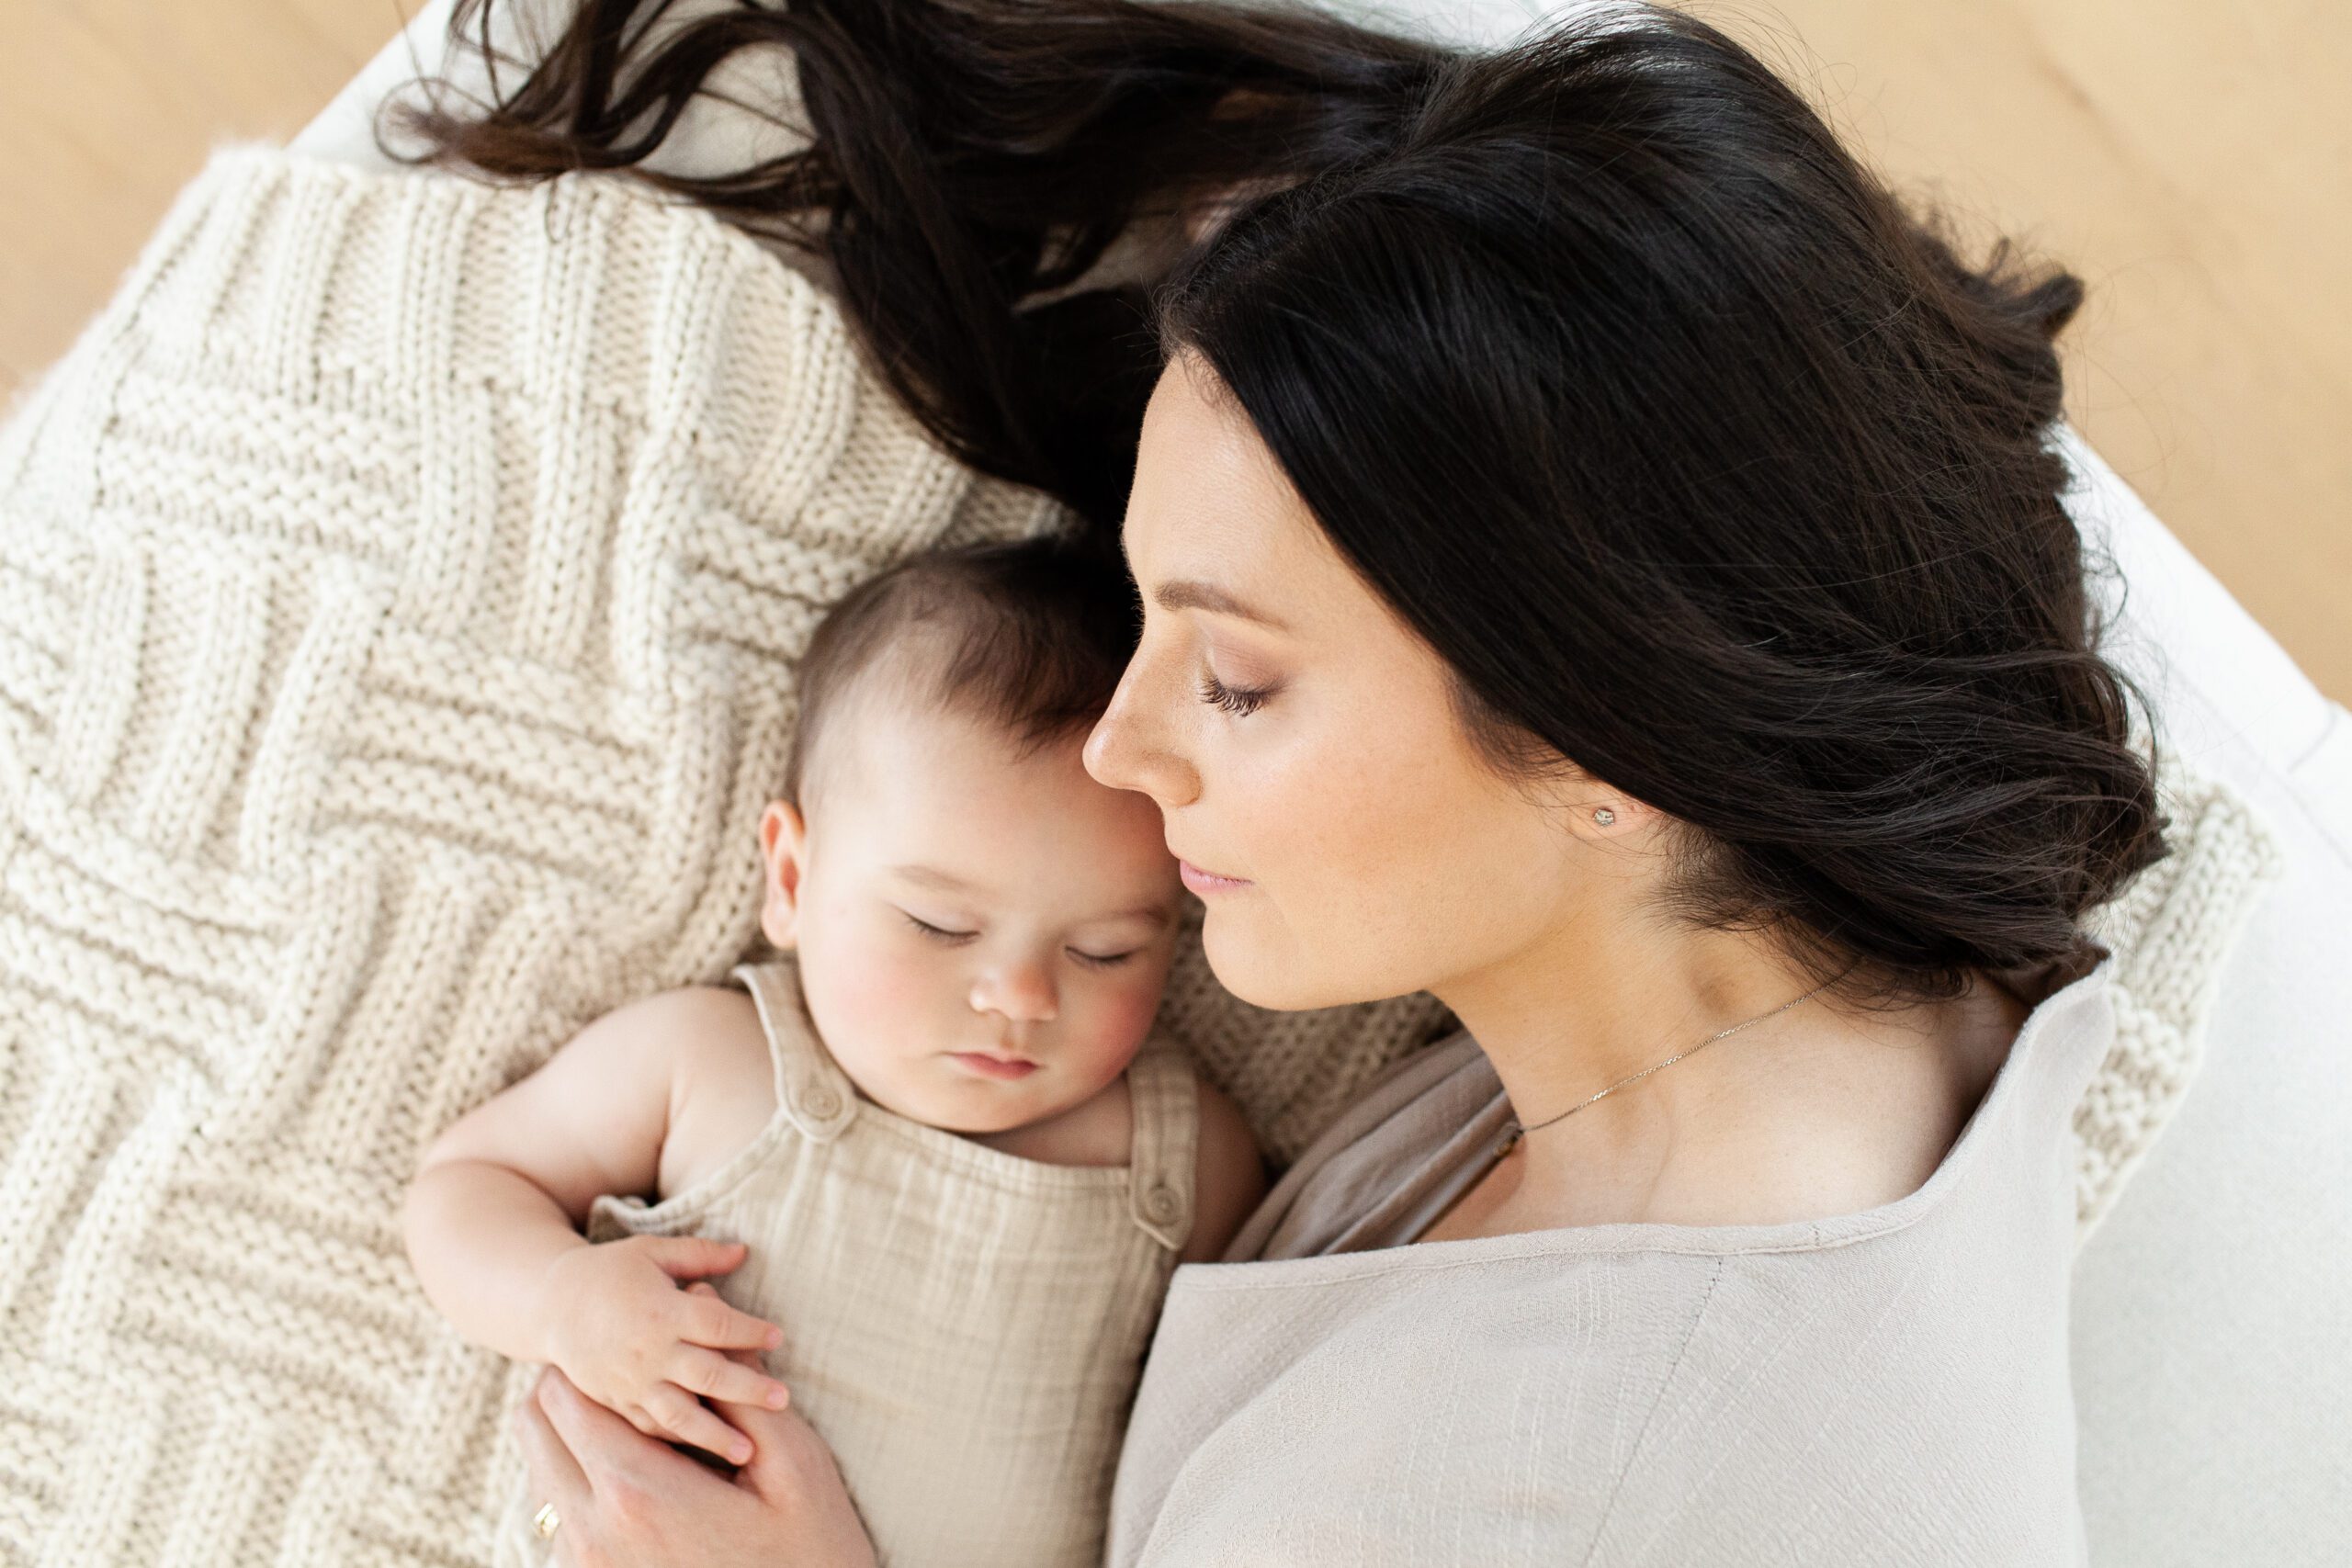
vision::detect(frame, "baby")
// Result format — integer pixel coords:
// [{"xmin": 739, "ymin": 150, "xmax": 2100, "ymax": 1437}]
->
[{"xmin": 401, "ymin": 536, "xmax": 1268, "ymax": 1568}]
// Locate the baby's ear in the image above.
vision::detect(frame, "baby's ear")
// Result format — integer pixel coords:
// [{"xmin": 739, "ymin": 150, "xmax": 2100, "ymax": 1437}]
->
[{"xmin": 757, "ymin": 800, "xmax": 808, "ymax": 950}]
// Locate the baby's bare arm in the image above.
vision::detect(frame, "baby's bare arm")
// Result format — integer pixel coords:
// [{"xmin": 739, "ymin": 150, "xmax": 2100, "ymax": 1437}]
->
[
  {"xmin": 400, "ymin": 986, "xmax": 777, "ymax": 1363},
  {"xmin": 402, "ymin": 986, "xmax": 797, "ymax": 1461}
]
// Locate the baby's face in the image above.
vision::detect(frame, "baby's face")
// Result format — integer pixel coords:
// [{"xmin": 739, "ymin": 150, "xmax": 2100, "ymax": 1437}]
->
[{"xmin": 758, "ymin": 699, "xmax": 1186, "ymax": 1136}]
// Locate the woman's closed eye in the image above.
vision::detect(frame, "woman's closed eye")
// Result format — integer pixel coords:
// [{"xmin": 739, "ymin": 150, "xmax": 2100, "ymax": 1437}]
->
[
  {"xmin": 899, "ymin": 911, "xmax": 1139, "ymax": 968},
  {"xmin": 1197, "ymin": 667, "xmax": 1272, "ymax": 716}
]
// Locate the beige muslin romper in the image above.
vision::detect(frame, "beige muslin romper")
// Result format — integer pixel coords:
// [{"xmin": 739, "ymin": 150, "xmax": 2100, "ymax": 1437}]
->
[{"xmin": 497, "ymin": 954, "xmax": 1201, "ymax": 1568}]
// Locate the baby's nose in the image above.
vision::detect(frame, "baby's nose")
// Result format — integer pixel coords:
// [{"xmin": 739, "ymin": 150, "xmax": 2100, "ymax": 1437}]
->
[{"xmin": 972, "ymin": 963, "xmax": 1058, "ymax": 1022}]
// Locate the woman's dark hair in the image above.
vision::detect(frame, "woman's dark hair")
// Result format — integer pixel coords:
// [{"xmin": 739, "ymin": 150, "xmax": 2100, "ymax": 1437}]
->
[
  {"xmin": 388, "ymin": 0, "xmax": 2167, "ymax": 1002},
  {"xmin": 784, "ymin": 535, "xmax": 1139, "ymax": 810},
  {"xmin": 380, "ymin": 0, "xmax": 1448, "ymax": 539}
]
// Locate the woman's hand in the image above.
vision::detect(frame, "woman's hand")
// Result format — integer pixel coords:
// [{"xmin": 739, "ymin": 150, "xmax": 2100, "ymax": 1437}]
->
[{"xmin": 516, "ymin": 1281, "xmax": 878, "ymax": 1568}]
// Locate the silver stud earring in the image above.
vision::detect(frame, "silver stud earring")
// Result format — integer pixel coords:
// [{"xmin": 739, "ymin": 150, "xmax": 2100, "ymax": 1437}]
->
[{"xmin": 1592, "ymin": 807, "xmax": 1616, "ymax": 827}]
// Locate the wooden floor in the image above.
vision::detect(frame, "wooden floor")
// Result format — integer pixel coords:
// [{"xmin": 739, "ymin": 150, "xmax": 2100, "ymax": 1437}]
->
[{"xmin": 3, "ymin": 0, "xmax": 2345, "ymax": 702}]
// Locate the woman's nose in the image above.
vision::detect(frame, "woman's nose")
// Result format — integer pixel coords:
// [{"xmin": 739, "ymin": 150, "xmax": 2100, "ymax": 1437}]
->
[
  {"xmin": 972, "ymin": 960, "xmax": 1058, "ymax": 1023},
  {"xmin": 1083, "ymin": 660, "xmax": 1198, "ymax": 807}
]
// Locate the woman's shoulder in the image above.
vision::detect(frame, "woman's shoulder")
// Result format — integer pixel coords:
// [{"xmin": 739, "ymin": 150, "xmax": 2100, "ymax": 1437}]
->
[{"xmin": 1612, "ymin": 967, "xmax": 2043, "ymax": 1231}]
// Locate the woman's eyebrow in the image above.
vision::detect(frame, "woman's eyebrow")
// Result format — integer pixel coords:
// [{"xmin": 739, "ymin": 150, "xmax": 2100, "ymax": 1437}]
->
[{"xmin": 1150, "ymin": 578, "xmax": 1292, "ymax": 633}]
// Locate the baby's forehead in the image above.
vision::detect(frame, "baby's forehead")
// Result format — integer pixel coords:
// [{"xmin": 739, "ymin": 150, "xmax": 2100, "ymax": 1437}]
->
[
  {"xmin": 810, "ymin": 705, "xmax": 1174, "ymax": 910},
  {"xmin": 820, "ymin": 698, "xmax": 1156, "ymax": 832},
  {"xmin": 816, "ymin": 684, "xmax": 1078, "ymax": 799}
]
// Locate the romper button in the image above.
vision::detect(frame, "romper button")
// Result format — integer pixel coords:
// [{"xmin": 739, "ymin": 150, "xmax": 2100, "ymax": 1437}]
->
[
  {"xmin": 1144, "ymin": 1184, "xmax": 1179, "ymax": 1222},
  {"xmin": 803, "ymin": 1084, "xmax": 842, "ymax": 1117}
]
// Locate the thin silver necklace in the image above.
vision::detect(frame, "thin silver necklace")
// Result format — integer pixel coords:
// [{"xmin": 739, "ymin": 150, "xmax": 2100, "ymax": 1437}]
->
[{"xmin": 1492, "ymin": 965, "xmax": 1856, "ymax": 1161}]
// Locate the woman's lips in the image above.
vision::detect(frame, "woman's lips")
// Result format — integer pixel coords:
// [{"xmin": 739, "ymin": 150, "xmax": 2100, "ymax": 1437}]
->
[
  {"xmin": 949, "ymin": 1053, "xmax": 1039, "ymax": 1080},
  {"xmin": 1179, "ymin": 859, "xmax": 1253, "ymax": 896}
]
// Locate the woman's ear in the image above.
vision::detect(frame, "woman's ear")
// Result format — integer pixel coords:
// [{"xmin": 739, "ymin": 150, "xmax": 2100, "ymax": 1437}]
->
[
  {"xmin": 1548, "ymin": 769, "xmax": 1659, "ymax": 843},
  {"xmin": 758, "ymin": 800, "xmax": 808, "ymax": 950},
  {"xmin": 1577, "ymin": 796, "xmax": 1656, "ymax": 837}
]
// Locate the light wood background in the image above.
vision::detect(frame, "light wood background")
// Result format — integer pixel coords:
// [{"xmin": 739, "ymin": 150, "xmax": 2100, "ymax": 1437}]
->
[{"xmin": 3, "ymin": 0, "xmax": 2345, "ymax": 702}]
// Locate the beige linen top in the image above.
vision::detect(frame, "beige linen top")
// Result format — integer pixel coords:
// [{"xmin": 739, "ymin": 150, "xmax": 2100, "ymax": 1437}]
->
[
  {"xmin": 1105, "ymin": 953, "xmax": 2115, "ymax": 1566},
  {"xmin": 498, "ymin": 955, "xmax": 1201, "ymax": 1568}
]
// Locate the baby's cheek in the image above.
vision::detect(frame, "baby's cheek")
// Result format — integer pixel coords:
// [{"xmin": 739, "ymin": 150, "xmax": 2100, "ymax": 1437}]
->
[
  {"xmin": 821, "ymin": 947, "xmax": 933, "ymax": 1039},
  {"xmin": 803, "ymin": 951, "xmax": 949, "ymax": 1120},
  {"xmin": 1091, "ymin": 971, "xmax": 1170, "ymax": 1061}
]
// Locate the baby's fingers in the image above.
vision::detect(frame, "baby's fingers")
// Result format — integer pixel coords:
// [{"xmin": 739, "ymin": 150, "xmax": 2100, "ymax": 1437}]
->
[
  {"xmin": 684, "ymin": 1281, "xmax": 767, "ymax": 1371},
  {"xmin": 642, "ymin": 1381, "xmax": 754, "ymax": 1468},
  {"xmin": 676, "ymin": 1284, "xmax": 786, "ymax": 1354},
  {"xmin": 670, "ymin": 1343, "xmax": 792, "ymax": 1412}
]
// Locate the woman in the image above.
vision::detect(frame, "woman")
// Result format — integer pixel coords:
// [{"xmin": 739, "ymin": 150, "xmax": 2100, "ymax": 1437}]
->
[{"xmin": 404, "ymin": 0, "xmax": 2165, "ymax": 1559}]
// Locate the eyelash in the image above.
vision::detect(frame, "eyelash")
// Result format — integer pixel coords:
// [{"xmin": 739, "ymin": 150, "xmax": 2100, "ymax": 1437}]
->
[
  {"xmin": 900, "ymin": 911, "xmax": 1136, "ymax": 968},
  {"xmin": 1197, "ymin": 668, "xmax": 1272, "ymax": 716}
]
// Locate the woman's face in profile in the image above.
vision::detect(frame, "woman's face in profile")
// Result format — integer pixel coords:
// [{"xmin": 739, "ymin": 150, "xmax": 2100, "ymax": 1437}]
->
[{"xmin": 1084, "ymin": 352, "xmax": 1606, "ymax": 1013}]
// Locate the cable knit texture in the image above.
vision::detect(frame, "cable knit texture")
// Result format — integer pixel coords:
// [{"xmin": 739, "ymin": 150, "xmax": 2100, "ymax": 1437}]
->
[
  {"xmin": 2075, "ymin": 767, "xmax": 2283, "ymax": 1237},
  {"xmin": 0, "ymin": 142, "xmax": 2276, "ymax": 1563}
]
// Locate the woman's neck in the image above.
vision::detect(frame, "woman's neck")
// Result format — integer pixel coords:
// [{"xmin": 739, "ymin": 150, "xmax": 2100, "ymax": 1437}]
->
[
  {"xmin": 1430, "ymin": 915, "xmax": 2007, "ymax": 1231},
  {"xmin": 1439, "ymin": 912, "xmax": 1838, "ymax": 1118}
]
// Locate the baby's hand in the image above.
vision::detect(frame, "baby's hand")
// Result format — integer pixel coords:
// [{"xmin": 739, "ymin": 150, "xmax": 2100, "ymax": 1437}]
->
[{"xmin": 537, "ymin": 1235, "xmax": 794, "ymax": 1465}]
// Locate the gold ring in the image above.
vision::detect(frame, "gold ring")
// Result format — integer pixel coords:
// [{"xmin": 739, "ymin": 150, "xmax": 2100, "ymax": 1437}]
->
[{"xmin": 532, "ymin": 1501, "xmax": 560, "ymax": 1540}]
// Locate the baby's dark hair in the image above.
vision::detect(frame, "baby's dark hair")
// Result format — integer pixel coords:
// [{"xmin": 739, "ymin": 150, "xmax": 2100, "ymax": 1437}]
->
[{"xmin": 781, "ymin": 535, "xmax": 1139, "ymax": 810}]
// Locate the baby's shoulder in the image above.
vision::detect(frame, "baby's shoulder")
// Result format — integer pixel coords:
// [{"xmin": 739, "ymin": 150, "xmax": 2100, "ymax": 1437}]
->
[
  {"xmin": 1182, "ymin": 1076, "xmax": 1268, "ymax": 1264},
  {"xmin": 639, "ymin": 984, "xmax": 781, "ymax": 1200},
  {"xmin": 591, "ymin": 980, "xmax": 765, "ymax": 1046}
]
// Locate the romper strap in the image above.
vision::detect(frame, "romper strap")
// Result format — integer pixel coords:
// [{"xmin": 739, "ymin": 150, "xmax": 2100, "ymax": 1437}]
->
[
  {"xmin": 1125, "ymin": 1035, "xmax": 1200, "ymax": 1252},
  {"xmin": 730, "ymin": 956, "xmax": 858, "ymax": 1144}
]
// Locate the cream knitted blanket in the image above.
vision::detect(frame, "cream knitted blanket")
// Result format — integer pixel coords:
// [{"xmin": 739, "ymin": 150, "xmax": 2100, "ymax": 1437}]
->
[{"xmin": 0, "ymin": 143, "xmax": 2276, "ymax": 1564}]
